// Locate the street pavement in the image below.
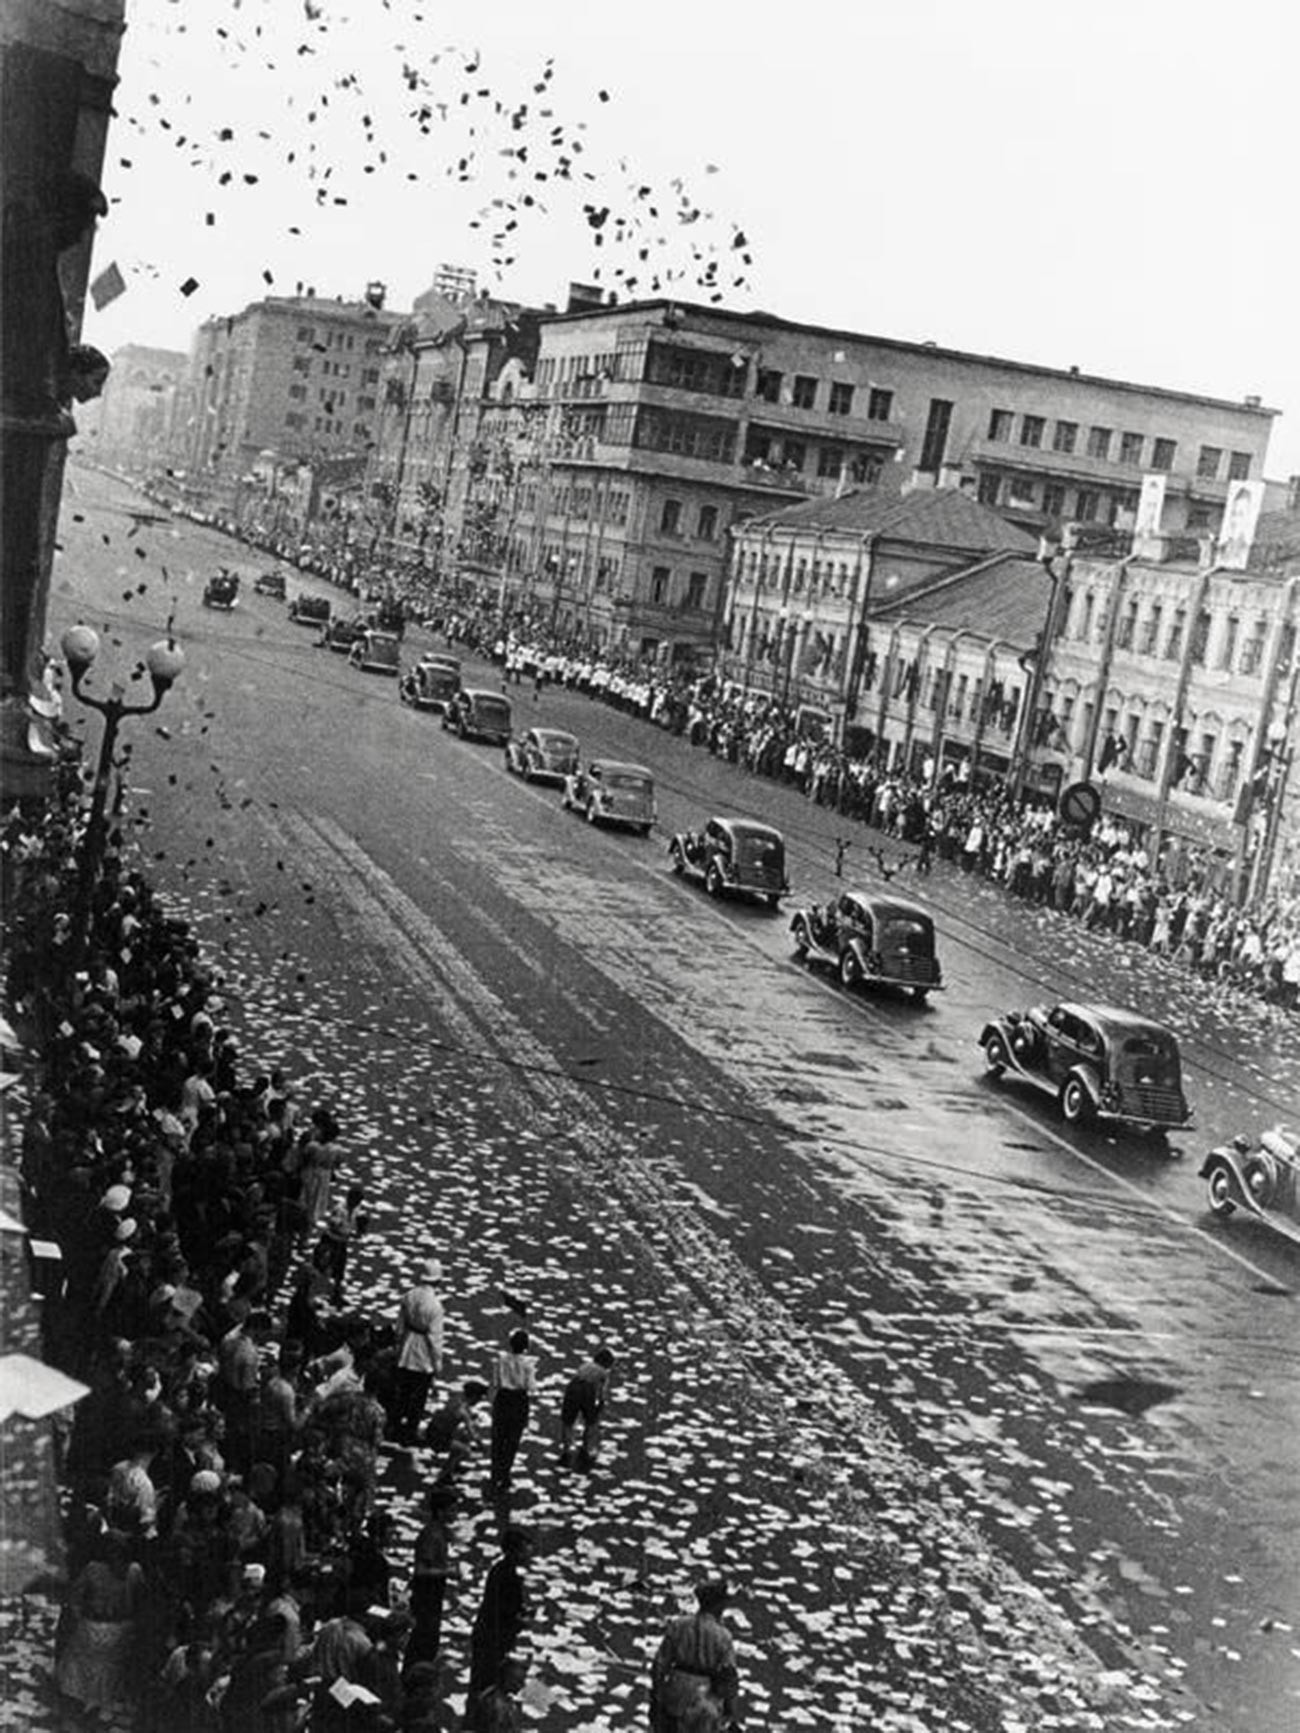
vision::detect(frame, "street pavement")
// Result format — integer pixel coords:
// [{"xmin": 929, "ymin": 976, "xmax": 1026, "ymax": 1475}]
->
[{"xmin": 9, "ymin": 463, "xmax": 1298, "ymax": 1732}]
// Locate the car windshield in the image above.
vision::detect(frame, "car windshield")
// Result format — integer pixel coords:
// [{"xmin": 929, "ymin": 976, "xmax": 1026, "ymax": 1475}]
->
[
  {"xmin": 603, "ymin": 772, "xmax": 650, "ymax": 791},
  {"xmin": 536, "ymin": 732, "xmax": 573, "ymax": 749}
]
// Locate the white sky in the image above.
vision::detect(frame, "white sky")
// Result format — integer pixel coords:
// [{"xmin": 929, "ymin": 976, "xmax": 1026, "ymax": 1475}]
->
[{"xmin": 88, "ymin": 0, "xmax": 1300, "ymax": 477}]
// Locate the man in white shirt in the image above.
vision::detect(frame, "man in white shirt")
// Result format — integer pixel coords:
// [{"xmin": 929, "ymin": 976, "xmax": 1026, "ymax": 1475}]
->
[{"xmin": 391, "ymin": 1260, "xmax": 445, "ymax": 1446}]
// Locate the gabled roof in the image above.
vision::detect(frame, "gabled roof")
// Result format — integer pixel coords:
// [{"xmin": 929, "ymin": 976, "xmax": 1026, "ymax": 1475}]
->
[
  {"xmin": 869, "ymin": 552, "xmax": 1051, "ymax": 651},
  {"xmin": 743, "ymin": 486, "xmax": 1039, "ymax": 554}
]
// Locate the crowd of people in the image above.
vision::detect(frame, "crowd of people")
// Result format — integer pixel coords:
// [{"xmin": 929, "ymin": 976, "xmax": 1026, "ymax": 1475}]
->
[
  {"xmin": 2, "ymin": 791, "xmax": 741, "ymax": 1733},
  {"xmin": 440, "ymin": 627, "xmax": 1299, "ymax": 1014}
]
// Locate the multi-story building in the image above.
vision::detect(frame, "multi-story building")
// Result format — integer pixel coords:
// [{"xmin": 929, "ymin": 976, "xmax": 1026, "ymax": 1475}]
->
[
  {"xmin": 720, "ymin": 486, "xmax": 1040, "ymax": 748},
  {"xmin": 171, "ymin": 289, "xmax": 401, "ymax": 509},
  {"xmin": 479, "ymin": 295, "xmax": 1275, "ymax": 665},
  {"xmin": 74, "ymin": 344, "xmax": 188, "ymax": 473},
  {"xmin": 1042, "ymin": 520, "xmax": 1299, "ymax": 899}
]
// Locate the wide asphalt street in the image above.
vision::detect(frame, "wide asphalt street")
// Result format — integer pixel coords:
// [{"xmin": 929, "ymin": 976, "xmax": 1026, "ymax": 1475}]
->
[{"xmin": 30, "ymin": 464, "xmax": 1300, "ymax": 1732}]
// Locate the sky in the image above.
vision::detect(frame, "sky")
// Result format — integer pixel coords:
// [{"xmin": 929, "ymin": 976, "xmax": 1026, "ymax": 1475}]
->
[{"xmin": 86, "ymin": 0, "xmax": 1300, "ymax": 478}]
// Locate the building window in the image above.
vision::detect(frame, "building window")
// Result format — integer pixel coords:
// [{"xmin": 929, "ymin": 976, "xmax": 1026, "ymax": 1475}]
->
[
  {"xmin": 792, "ymin": 375, "xmax": 818, "ymax": 409},
  {"xmin": 1042, "ymin": 482, "xmax": 1066, "ymax": 518},
  {"xmin": 1136, "ymin": 719, "xmax": 1164, "ymax": 780},
  {"xmin": 1020, "ymin": 414, "xmax": 1045, "ymax": 449},
  {"xmin": 1119, "ymin": 432, "xmax": 1144, "ymax": 466},
  {"xmin": 782, "ymin": 439, "xmax": 806, "ymax": 472},
  {"xmin": 867, "ymin": 387, "xmax": 894, "ymax": 422},
  {"xmin": 292, "ymin": 356, "xmax": 310, "ymax": 374},
  {"xmin": 651, "ymin": 566, "xmax": 670, "ymax": 605},
  {"xmin": 817, "ymin": 446, "xmax": 843, "ymax": 479},
  {"xmin": 1165, "ymin": 607, "xmax": 1185, "ymax": 660},
  {"xmin": 977, "ymin": 472, "xmax": 1000, "ymax": 506},
  {"xmin": 696, "ymin": 503, "xmax": 718, "ymax": 540},
  {"xmin": 1151, "ymin": 437, "xmax": 1176, "ymax": 471},
  {"xmin": 288, "ymin": 384, "xmax": 306, "ymax": 400},
  {"xmin": 1219, "ymin": 615, "xmax": 1240, "ymax": 670},
  {"xmin": 285, "ymin": 411, "xmax": 303, "ymax": 428},
  {"xmin": 1227, "ymin": 450, "xmax": 1252, "ymax": 481},
  {"xmin": 1087, "ymin": 426, "xmax": 1112, "ymax": 460},
  {"xmin": 919, "ymin": 399, "xmax": 953, "ymax": 473},
  {"xmin": 1005, "ymin": 476, "xmax": 1037, "ymax": 509},
  {"xmin": 1239, "ymin": 617, "xmax": 1267, "ymax": 675},
  {"xmin": 1053, "ymin": 421, "xmax": 1077, "ymax": 454},
  {"xmin": 1140, "ymin": 603, "xmax": 1163, "ymax": 655},
  {"xmin": 297, "ymin": 325, "xmax": 313, "ymax": 341},
  {"xmin": 686, "ymin": 572, "xmax": 708, "ymax": 610},
  {"xmin": 1074, "ymin": 488, "xmax": 1099, "ymax": 522},
  {"xmin": 1189, "ymin": 608, "xmax": 1211, "ymax": 666},
  {"xmin": 660, "ymin": 499, "xmax": 682, "ymax": 536},
  {"xmin": 849, "ymin": 452, "xmax": 883, "ymax": 485},
  {"xmin": 828, "ymin": 381, "xmax": 854, "ymax": 416},
  {"xmin": 988, "ymin": 408, "xmax": 1013, "ymax": 442},
  {"xmin": 1078, "ymin": 593, "xmax": 1095, "ymax": 639},
  {"xmin": 755, "ymin": 368, "xmax": 782, "ymax": 403},
  {"xmin": 1197, "ymin": 445, "xmax": 1222, "ymax": 480},
  {"xmin": 1115, "ymin": 601, "xmax": 1138, "ymax": 650}
]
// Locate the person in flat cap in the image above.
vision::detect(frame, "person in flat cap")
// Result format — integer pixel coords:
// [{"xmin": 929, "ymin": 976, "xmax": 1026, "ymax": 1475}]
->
[{"xmin": 649, "ymin": 1578, "xmax": 741, "ymax": 1731}]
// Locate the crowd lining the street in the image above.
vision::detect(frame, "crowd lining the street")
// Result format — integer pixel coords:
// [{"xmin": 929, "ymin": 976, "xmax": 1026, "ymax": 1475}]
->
[{"xmin": 2, "ymin": 785, "xmax": 741, "ymax": 1732}]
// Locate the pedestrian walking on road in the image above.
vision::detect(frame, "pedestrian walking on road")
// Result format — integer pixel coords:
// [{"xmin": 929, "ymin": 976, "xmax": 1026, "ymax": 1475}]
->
[
  {"xmin": 649, "ymin": 1578, "xmax": 741, "ymax": 1732},
  {"xmin": 558, "ymin": 1347, "xmax": 615, "ymax": 1470},
  {"xmin": 391, "ymin": 1259, "xmax": 445, "ymax": 1446},
  {"xmin": 404, "ymin": 1486, "xmax": 456, "ymax": 1675},
  {"xmin": 488, "ymin": 1328, "xmax": 537, "ymax": 1494},
  {"xmin": 468, "ymin": 1527, "xmax": 533, "ymax": 1698}
]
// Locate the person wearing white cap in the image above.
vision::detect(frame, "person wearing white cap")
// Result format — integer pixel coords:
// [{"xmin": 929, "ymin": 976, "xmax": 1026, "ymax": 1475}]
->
[{"xmin": 390, "ymin": 1259, "xmax": 444, "ymax": 1446}]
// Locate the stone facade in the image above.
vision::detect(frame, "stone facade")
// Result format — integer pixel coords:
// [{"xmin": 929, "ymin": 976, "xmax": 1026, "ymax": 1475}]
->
[{"xmin": 73, "ymin": 343, "xmax": 187, "ymax": 471}]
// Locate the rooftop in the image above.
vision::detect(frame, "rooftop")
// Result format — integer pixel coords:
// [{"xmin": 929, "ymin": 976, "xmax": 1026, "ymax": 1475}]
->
[
  {"xmin": 869, "ymin": 551, "xmax": 1052, "ymax": 650},
  {"xmin": 741, "ymin": 484, "xmax": 1040, "ymax": 554},
  {"xmin": 545, "ymin": 298, "xmax": 1279, "ymax": 420}
]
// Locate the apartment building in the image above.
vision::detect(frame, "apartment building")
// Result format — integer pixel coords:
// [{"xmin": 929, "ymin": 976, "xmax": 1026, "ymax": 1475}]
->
[
  {"xmin": 172, "ymin": 291, "xmax": 400, "ymax": 495},
  {"xmin": 484, "ymin": 295, "xmax": 1275, "ymax": 663},
  {"xmin": 74, "ymin": 344, "xmax": 188, "ymax": 471}
]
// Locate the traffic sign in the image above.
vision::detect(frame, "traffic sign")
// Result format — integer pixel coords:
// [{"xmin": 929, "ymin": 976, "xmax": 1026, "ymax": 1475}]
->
[{"xmin": 1058, "ymin": 780, "xmax": 1101, "ymax": 829}]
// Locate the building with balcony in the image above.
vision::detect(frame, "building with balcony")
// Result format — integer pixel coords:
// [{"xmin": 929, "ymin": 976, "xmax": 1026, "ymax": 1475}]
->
[{"xmin": 475, "ymin": 295, "xmax": 1276, "ymax": 665}]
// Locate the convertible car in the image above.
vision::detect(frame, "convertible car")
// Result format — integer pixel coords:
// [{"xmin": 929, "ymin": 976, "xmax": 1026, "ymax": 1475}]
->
[
  {"xmin": 505, "ymin": 726, "xmax": 580, "ymax": 783},
  {"xmin": 321, "ymin": 616, "xmax": 367, "ymax": 654},
  {"xmin": 980, "ymin": 1001, "xmax": 1191, "ymax": 1135},
  {"xmin": 289, "ymin": 593, "xmax": 331, "ymax": 627},
  {"xmin": 669, "ymin": 816, "xmax": 789, "ymax": 908},
  {"xmin": 254, "ymin": 569, "xmax": 287, "ymax": 599},
  {"xmin": 562, "ymin": 761, "xmax": 656, "ymax": 834},
  {"xmin": 203, "ymin": 570, "xmax": 240, "ymax": 610},
  {"xmin": 1200, "ymin": 1127, "xmax": 1299, "ymax": 1243},
  {"xmin": 791, "ymin": 890, "xmax": 942, "ymax": 1001}
]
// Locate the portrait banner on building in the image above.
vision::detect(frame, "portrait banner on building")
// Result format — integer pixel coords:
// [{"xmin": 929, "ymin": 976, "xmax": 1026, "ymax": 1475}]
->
[
  {"xmin": 1217, "ymin": 479, "xmax": 1265, "ymax": 570},
  {"xmin": 1134, "ymin": 473, "xmax": 1167, "ymax": 538}
]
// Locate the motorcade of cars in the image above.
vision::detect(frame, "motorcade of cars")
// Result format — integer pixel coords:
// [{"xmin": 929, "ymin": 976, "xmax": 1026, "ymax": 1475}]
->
[
  {"xmin": 504, "ymin": 726, "xmax": 580, "ymax": 784},
  {"xmin": 443, "ymin": 687, "xmax": 513, "ymax": 746},
  {"xmin": 399, "ymin": 654, "xmax": 462, "ymax": 712},
  {"xmin": 202, "ymin": 569, "xmax": 240, "ymax": 609},
  {"xmin": 979, "ymin": 1001, "xmax": 1192, "ymax": 1136},
  {"xmin": 561, "ymin": 760, "xmax": 656, "ymax": 835},
  {"xmin": 254, "ymin": 569, "xmax": 287, "ymax": 599},
  {"xmin": 348, "ymin": 629, "xmax": 401, "ymax": 675},
  {"xmin": 790, "ymin": 890, "xmax": 943, "ymax": 1002},
  {"xmin": 320, "ymin": 616, "xmax": 367, "ymax": 654},
  {"xmin": 1199, "ymin": 1126, "xmax": 1299, "ymax": 1243},
  {"xmin": 288, "ymin": 593, "xmax": 331, "ymax": 627},
  {"xmin": 669, "ymin": 816, "xmax": 789, "ymax": 908}
]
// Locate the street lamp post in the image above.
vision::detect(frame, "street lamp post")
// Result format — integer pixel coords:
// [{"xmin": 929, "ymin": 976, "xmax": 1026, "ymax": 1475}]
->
[{"xmin": 60, "ymin": 625, "xmax": 184, "ymax": 967}]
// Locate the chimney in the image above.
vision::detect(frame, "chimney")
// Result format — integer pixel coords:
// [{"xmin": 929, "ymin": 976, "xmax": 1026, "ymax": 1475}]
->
[
  {"xmin": 566, "ymin": 282, "xmax": 603, "ymax": 313},
  {"xmin": 1244, "ymin": 394, "xmax": 1262, "ymax": 408}
]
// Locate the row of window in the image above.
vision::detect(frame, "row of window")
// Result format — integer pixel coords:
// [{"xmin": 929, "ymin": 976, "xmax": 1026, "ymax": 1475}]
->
[
  {"xmin": 294, "ymin": 326, "xmax": 386, "ymax": 356},
  {"xmin": 650, "ymin": 567, "xmax": 711, "ymax": 610},
  {"xmin": 1070, "ymin": 593, "xmax": 1292, "ymax": 677},
  {"xmin": 282, "ymin": 412, "xmax": 372, "ymax": 438},
  {"xmin": 985, "ymin": 409, "xmax": 1253, "ymax": 481},
  {"xmin": 739, "ymin": 550, "xmax": 858, "ymax": 599},
  {"xmin": 754, "ymin": 371, "xmax": 894, "ymax": 422},
  {"xmin": 659, "ymin": 499, "xmax": 719, "ymax": 541},
  {"xmin": 519, "ymin": 482, "xmax": 632, "ymax": 527},
  {"xmin": 291, "ymin": 357, "xmax": 382, "ymax": 385},
  {"xmin": 1056, "ymin": 699, "xmax": 1249, "ymax": 800},
  {"xmin": 977, "ymin": 470, "xmax": 1140, "ymax": 524},
  {"xmin": 743, "ymin": 431, "xmax": 885, "ymax": 485}
]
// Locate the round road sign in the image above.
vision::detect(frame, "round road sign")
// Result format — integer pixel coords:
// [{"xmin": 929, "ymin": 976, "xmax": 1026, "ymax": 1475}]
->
[{"xmin": 1059, "ymin": 780, "xmax": 1102, "ymax": 828}]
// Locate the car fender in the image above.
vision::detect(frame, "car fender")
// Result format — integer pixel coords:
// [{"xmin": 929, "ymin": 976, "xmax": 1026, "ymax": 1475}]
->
[
  {"xmin": 1065, "ymin": 1064, "xmax": 1102, "ymax": 1108},
  {"xmin": 843, "ymin": 935, "xmax": 872, "ymax": 972},
  {"xmin": 1200, "ymin": 1146, "xmax": 1274, "ymax": 1217}
]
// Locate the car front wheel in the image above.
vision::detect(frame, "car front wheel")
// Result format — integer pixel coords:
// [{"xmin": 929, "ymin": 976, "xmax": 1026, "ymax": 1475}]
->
[
  {"xmin": 1205, "ymin": 1163, "xmax": 1236, "ymax": 1216},
  {"xmin": 585, "ymin": 799, "xmax": 599, "ymax": 825},
  {"xmin": 984, "ymin": 1033, "xmax": 1009, "ymax": 1077},
  {"xmin": 791, "ymin": 918, "xmax": 810, "ymax": 960},
  {"xmin": 1060, "ymin": 1076, "xmax": 1094, "ymax": 1125},
  {"xmin": 669, "ymin": 843, "xmax": 685, "ymax": 875},
  {"xmin": 839, "ymin": 947, "xmax": 862, "ymax": 989},
  {"xmin": 705, "ymin": 862, "xmax": 723, "ymax": 898}
]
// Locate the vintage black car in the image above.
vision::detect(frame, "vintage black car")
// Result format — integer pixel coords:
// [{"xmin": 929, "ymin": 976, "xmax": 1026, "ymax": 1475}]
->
[
  {"xmin": 562, "ymin": 761, "xmax": 656, "ymax": 834},
  {"xmin": 980, "ymin": 1001, "xmax": 1192, "ymax": 1135},
  {"xmin": 791, "ymin": 890, "xmax": 943, "ymax": 1001},
  {"xmin": 348, "ymin": 629, "xmax": 401, "ymax": 674},
  {"xmin": 1200, "ymin": 1127, "xmax": 1300, "ymax": 1243},
  {"xmin": 505, "ymin": 726, "xmax": 580, "ymax": 784},
  {"xmin": 443, "ymin": 687, "xmax": 513, "ymax": 746},
  {"xmin": 254, "ymin": 569, "xmax": 287, "ymax": 599},
  {"xmin": 289, "ymin": 593, "xmax": 331, "ymax": 627},
  {"xmin": 203, "ymin": 569, "xmax": 240, "ymax": 610},
  {"xmin": 669, "ymin": 816, "xmax": 789, "ymax": 908},
  {"xmin": 399, "ymin": 653, "xmax": 462, "ymax": 712}
]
